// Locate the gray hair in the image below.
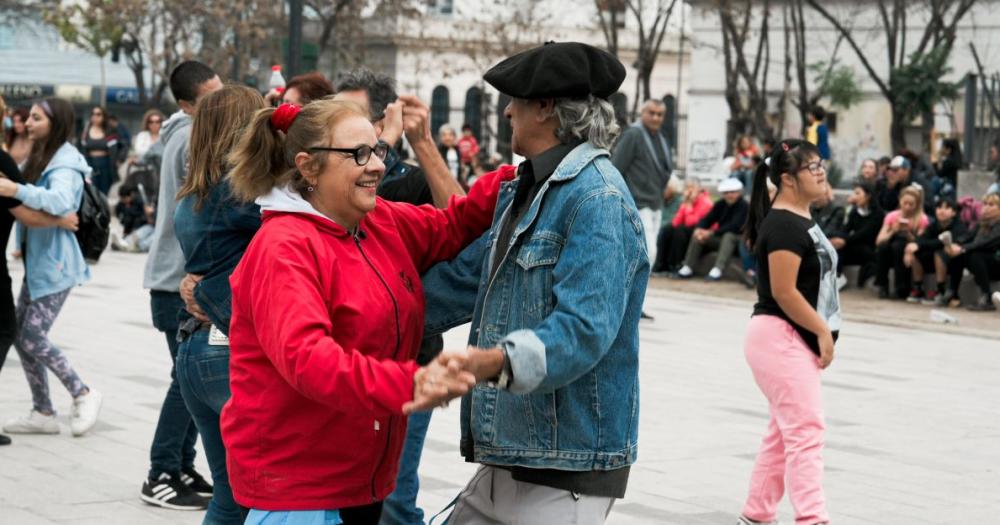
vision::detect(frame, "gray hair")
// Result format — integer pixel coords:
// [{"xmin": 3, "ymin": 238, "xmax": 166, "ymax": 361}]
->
[{"xmin": 552, "ymin": 95, "xmax": 620, "ymax": 150}]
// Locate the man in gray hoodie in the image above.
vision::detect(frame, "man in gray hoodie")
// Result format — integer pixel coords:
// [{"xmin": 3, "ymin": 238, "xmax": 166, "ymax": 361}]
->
[{"xmin": 140, "ymin": 61, "xmax": 222, "ymax": 510}]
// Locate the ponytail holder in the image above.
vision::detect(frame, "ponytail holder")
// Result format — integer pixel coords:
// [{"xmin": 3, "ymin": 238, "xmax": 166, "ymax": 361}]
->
[
  {"xmin": 781, "ymin": 142, "xmax": 790, "ymax": 152},
  {"xmin": 271, "ymin": 103, "xmax": 301, "ymax": 134}
]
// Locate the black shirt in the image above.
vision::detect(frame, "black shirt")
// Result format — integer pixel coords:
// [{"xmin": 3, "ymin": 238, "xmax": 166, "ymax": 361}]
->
[
  {"xmin": 697, "ymin": 198, "xmax": 749, "ymax": 236},
  {"xmin": 489, "ymin": 141, "xmax": 578, "ymax": 282},
  {"xmin": 0, "ymin": 151, "xmax": 25, "ymax": 280},
  {"xmin": 753, "ymin": 209, "xmax": 841, "ymax": 356}
]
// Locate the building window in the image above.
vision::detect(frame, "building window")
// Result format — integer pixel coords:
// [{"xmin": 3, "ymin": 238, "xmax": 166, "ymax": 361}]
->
[
  {"xmin": 430, "ymin": 85, "xmax": 450, "ymax": 138},
  {"xmin": 497, "ymin": 93, "xmax": 513, "ymax": 163},
  {"xmin": 464, "ymin": 87, "xmax": 483, "ymax": 141},
  {"xmin": 661, "ymin": 93, "xmax": 676, "ymax": 146},
  {"xmin": 597, "ymin": 0, "xmax": 626, "ymax": 29},
  {"xmin": 427, "ymin": 0, "xmax": 454, "ymax": 15}
]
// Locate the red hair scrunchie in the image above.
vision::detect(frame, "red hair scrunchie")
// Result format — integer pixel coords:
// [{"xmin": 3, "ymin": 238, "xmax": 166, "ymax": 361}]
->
[{"xmin": 271, "ymin": 103, "xmax": 301, "ymax": 134}]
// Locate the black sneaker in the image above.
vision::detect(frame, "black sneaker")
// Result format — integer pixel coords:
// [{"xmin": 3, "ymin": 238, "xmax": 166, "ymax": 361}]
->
[
  {"xmin": 181, "ymin": 467, "xmax": 214, "ymax": 498},
  {"xmin": 140, "ymin": 472, "xmax": 208, "ymax": 510},
  {"xmin": 0, "ymin": 433, "xmax": 10, "ymax": 446}
]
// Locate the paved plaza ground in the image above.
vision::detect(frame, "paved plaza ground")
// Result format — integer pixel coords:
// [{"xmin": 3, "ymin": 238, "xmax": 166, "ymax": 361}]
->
[{"xmin": 0, "ymin": 250, "xmax": 997, "ymax": 524}]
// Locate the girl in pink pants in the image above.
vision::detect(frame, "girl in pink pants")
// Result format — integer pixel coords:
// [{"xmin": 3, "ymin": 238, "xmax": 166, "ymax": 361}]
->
[{"xmin": 739, "ymin": 139, "xmax": 839, "ymax": 525}]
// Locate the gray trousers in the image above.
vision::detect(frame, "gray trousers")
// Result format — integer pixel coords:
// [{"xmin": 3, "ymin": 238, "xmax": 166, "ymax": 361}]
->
[
  {"xmin": 683, "ymin": 232, "xmax": 741, "ymax": 272},
  {"xmin": 447, "ymin": 466, "xmax": 616, "ymax": 525}
]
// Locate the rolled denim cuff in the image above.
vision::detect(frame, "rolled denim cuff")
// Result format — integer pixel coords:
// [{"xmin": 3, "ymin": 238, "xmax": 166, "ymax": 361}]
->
[{"xmin": 499, "ymin": 329, "xmax": 546, "ymax": 395}]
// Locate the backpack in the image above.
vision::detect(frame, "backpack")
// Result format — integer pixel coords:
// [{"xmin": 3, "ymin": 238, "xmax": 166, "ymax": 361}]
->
[{"xmin": 76, "ymin": 173, "xmax": 111, "ymax": 263}]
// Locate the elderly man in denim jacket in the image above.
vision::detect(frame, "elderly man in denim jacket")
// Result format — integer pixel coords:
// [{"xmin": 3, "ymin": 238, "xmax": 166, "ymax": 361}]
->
[{"xmin": 415, "ymin": 42, "xmax": 649, "ymax": 524}]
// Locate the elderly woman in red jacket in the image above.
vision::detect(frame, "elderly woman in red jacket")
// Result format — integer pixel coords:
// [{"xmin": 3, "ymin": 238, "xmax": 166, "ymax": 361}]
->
[
  {"xmin": 222, "ymin": 100, "xmax": 512, "ymax": 525},
  {"xmin": 654, "ymin": 177, "xmax": 713, "ymax": 273}
]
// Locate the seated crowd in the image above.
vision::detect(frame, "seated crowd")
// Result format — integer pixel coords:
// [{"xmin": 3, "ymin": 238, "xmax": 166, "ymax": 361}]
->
[{"xmin": 652, "ymin": 137, "xmax": 1000, "ymax": 313}]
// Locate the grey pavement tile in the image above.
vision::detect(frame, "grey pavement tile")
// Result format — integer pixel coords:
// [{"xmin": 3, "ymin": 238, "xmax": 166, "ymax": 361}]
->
[
  {"xmin": 822, "ymin": 379, "xmax": 873, "ymax": 392},
  {"xmin": 423, "ymin": 436, "xmax": 457, "ymax": 453},
  {"xmin": 825, "ymin": 441, "xmax": 891, "ymax": 457},
  {"xmin": 118, "ymin": 374, "xmax": 170, "ymax": 388},
  {"xmin": 419, "ymin": 475, "xmax": 464, "ymax": 491},
  {"xmin": 837, "ymin": 369, "xmax": 911, "ymax": 381}
]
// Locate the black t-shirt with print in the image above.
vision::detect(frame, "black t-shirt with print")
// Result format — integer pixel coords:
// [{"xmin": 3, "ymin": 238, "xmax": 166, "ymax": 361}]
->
[{"xmin": 753, "ymin": 209, "xmax": 841, "ymax": 355}]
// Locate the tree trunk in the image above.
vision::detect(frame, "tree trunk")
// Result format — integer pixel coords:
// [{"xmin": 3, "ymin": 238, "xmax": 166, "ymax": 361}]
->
[
  {"xmin": 890, "ymin": 103, "xmax": 906, "ymax": 153},
  {"xmin": 99, "ymin": 56, "xmax": 107, "ymax": 109}
]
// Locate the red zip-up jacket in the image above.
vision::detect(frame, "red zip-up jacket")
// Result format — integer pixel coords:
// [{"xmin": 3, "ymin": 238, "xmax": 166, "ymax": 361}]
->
[
  {"xmin": 221, "ymin": 166, "xmax": 514, "ymax": 511},
  {"xmin": 671, "ymin": 191, "xmax": 713, "ymax": 228}
]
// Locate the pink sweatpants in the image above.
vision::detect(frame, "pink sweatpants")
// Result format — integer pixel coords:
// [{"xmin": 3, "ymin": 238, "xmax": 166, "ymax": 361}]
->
[{"xmin": 742, "ymin": 315, "xmax": 829, "ymax": 525}]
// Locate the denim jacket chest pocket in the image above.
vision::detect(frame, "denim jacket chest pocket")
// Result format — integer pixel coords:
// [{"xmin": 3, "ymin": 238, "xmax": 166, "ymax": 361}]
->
[{"xmin": 512, "ymin": 232, "xmax": 564, "ymax": 322}]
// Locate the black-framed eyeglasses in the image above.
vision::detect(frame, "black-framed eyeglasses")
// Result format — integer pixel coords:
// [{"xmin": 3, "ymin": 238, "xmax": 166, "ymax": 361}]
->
[
  {"xmin": 802, "ymin": 162, "xmax": 826, "ymax": 175},
  {"xmin": 309, "ymin": 142, "xmax": 389, "ymax": 166}
]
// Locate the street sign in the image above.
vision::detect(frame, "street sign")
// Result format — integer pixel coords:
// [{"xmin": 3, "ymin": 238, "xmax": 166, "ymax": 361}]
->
[
  {"xmin": 54, "ymin": 84, "xmax": 92, "ymax": 103},
  {"xmin": 0, "ymin": 83, "xmax": 54, "ymax": 100}
]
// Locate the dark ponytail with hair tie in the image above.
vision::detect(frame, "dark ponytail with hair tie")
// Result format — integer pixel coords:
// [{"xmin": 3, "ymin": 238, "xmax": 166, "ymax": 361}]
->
[{"xmin": 743, "ymin": 138, "xmax": 821, "ymax": 248}]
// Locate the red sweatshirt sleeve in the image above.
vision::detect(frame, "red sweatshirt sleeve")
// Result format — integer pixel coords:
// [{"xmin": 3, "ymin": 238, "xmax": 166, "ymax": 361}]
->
[
  {"xmin": 385, "ymin": 164, "xmax": 516, "ymax": 273},
  {"xmin": 248, "ymin": 234, "xmax": 419, "ymax": 416},
  {"xmin": 672, "ymin": 204, "xmax": 688, "ymax": 228}
]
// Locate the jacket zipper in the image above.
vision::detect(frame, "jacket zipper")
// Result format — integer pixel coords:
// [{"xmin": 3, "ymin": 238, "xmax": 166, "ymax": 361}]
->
[{"xmin": 354, "ymin": 232, "xmax": 402, "ymax": 501}]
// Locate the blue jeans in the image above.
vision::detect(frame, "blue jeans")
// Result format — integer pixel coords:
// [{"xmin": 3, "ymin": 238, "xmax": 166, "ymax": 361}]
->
[
  {"xmin": 177, "ymin": 327, "xmax": 241, "ymax": 525},
  {"xmin": 148, "ymin": 291, "xmax": 198, "ymax": 479},
  {"xmin": 379, "ymin": 410, "xmax": 432, "ymax": 525},
  {"xmin": 739, "ymin": 241, "xmax": 757, "ymax": 273}
]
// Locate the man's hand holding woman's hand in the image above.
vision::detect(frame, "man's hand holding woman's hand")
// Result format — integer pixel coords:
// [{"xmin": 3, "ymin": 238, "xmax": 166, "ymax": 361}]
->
[{"xmin": 403, "ymin": 346, "xmax": 506, "ymax": 414}]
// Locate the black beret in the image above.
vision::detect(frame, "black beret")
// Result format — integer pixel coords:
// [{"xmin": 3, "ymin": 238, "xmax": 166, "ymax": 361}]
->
[{"xmin": 483, "ymin": 41, "xmax": 626, "ymax": 100}]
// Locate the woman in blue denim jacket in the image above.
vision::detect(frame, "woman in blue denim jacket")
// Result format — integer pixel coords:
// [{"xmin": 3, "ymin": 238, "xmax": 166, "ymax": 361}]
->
[
  {"xmin": 0, "ymin": 98, "xmax": 101, "ymax": 437},
  {"xmin": 173, "ymin": 85, "xmax": 265, "ymax": 525}
]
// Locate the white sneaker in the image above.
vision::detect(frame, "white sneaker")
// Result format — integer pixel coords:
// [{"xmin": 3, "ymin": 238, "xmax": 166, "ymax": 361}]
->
[
  {"xmin": 70, "ymin": 389, "xmax": 103, "ymax": 437},
  {"xmin": 706, "ymin": 267, "xmax": 723, "ymax": 281},
  {"xmin": 836, "ymin": 274, "xmax": 848, "ymax": 291},
  {"xmin": 677, "ymin": 265, "xmax": 693, "ymax": 278},
  {"xmin": 3, "ymin": 410, "xmax": 60, "ymax": 434},
  {"xmin": 992, "ymin": 291, "xmax": 1000, "ymax": 308}
]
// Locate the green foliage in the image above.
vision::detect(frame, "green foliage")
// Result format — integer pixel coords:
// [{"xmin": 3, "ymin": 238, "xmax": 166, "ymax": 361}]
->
[
  {"xmin": 891, "ymin": 47, "xmax": 960, "ymax": 123},
  {"xmin": 809, "ymin": 61, "xmax": 862, "ymax": 109},
  {"xmin": 45, "ymin": 1, "xmax": 125, "ymax": 57}
]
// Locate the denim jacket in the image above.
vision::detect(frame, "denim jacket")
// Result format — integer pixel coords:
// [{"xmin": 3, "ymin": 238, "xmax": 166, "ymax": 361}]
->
[
  {"xmin": 423, "ymin": 142, "xmax": 649, "ymax": 471},
  {"xmin": 174, "ymin": 179, "xmax": 261, "ymax": 335},
  {"xmin": 14, "ymin": 143, "xmax": 91, "ymax": 300}
]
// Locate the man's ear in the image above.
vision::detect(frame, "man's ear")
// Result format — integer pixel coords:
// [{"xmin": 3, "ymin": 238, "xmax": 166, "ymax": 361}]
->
[{"xmin": 535, "ymin": 98, "xmax": 557, "ymax": 123}]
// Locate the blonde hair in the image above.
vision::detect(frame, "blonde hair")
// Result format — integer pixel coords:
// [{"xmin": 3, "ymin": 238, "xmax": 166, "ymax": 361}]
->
[
  {"xmin": 899, "ymin": 184, "xmax": 926, "ymax": 223},
  {"xmin": 179, "ymin": 85, "xmax": 265, "ymax": 209},
  {"xmin": 983, "ymin": 192, "xmax": 1000, "ymax": 207},
  {"xmin": 228, "ymin": 99, "xmax": 369, "ymax": 202}
]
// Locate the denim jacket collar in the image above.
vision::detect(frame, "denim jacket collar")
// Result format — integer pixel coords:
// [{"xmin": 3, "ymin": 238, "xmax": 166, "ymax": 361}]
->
[{"xmin": 511, "ymin": 142, "xmax": 609, "ymax": 241}]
